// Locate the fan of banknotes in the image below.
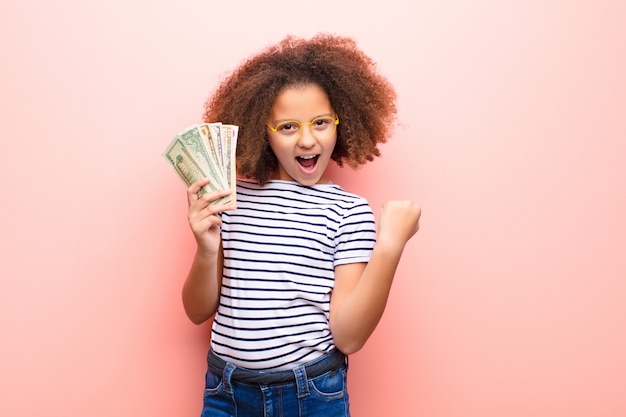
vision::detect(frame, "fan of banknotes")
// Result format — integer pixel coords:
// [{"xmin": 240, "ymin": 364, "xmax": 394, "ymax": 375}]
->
[{"xmin": 163, "ymin": 123, "xmax": 238, "ymax": 206}]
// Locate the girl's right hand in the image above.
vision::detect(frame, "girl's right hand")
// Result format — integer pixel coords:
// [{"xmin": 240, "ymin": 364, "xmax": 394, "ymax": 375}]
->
[{"xmin": 186, "ymin": 178, "xmax": 235, "ymax": 256}]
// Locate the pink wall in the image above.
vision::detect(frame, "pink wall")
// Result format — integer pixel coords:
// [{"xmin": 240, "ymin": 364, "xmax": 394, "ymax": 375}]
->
[{"xmin": 1, "ymin": 1, "xmax": 625, "ymax": 416}]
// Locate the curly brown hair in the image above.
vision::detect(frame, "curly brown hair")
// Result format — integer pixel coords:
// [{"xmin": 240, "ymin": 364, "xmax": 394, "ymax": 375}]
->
[{"xmin": 203, "ymin": 33, "xmax": 397, "ymax": 185}]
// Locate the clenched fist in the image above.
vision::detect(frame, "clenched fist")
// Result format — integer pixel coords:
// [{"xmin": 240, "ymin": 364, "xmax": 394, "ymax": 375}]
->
[{"xmin": 377, "ymin": 200, "xmax": 421, "ymax": 249}]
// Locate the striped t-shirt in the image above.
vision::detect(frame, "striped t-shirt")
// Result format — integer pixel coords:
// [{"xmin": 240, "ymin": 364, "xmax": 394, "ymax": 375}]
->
[{"xmin": 211, "ymin": 179, "xmax": 376, "ymax": 370}]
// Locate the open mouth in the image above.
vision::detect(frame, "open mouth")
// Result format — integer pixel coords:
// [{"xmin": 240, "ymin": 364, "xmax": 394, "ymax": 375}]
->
[{"xmin": 296, "ymin": 155, "xmax": 319, "ymax": 170}]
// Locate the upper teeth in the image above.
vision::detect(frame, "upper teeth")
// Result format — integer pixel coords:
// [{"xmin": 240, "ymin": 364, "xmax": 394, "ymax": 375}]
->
[{"xmin": 300, "ymin": 155, "xmax": 316, "ymax": 159}]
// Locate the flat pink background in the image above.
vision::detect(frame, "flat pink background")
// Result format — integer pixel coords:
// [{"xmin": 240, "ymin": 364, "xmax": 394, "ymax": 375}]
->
[{"xmin": 1, "ymin": 1, "xmax": 625, "ymax": 416}]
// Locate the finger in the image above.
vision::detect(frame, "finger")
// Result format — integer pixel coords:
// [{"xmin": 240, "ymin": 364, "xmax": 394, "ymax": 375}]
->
[
  {"xmin": 187, "ymin": 178, "xmax": 211, "ymax": 206},
  {"xmin": 194, "ymin": 200, "xmax": 235, "ymax": 223},
  {"xmin": 196, "ymin": 187, "xmax": 233, "ymax": 208},
  {"xmin": 189, "ymin": 199, "xmax": 227, "ymax": 225},
  {"xmin": 189, "ymin": 218, "xmax": 222, "ymax": 240},
  {"xmin": 189, "ymin": 210, "xmax": 223, "ymax": 232},
  {"xmin": 190, "ymin": 189, "xmax": 235, "ymax": 222}
]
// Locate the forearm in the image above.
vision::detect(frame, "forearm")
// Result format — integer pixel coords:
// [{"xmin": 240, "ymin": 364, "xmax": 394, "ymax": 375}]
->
[
  {"xmin": 331, "ymin": 241, "xmax": 406, "ymax": 354},
  {"xmin": 182, "ymin": 248, "xmax": 222, "ymax": 324}
]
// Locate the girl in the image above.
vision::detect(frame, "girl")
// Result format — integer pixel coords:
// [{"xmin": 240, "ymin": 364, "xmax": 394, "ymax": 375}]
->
[{"xmin": 182, "ymin": 34, "xmax": 420, "ymax": 417}]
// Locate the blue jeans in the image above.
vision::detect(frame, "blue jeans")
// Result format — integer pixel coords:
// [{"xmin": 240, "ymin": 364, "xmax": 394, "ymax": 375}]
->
[{"xmin": 201, "ymin": 350, "xmax": 350, "ymax": 417}]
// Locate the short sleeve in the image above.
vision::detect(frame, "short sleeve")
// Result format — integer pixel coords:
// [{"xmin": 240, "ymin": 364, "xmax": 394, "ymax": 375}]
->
[{"xmin": 334, "ymin": 198, "xmax": 376, "ymax": 266}]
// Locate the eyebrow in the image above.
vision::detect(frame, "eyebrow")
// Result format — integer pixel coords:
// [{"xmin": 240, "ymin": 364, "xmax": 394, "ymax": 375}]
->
[{"xmin": 269, "ymin": 113, "xmax": 335, "ymax": 124}]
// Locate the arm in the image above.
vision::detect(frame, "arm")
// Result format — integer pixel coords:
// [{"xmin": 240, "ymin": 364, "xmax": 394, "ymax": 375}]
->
[
  {"xmin": 329, "ymin": 200, "xmax": 421, "ymax": 354},
  {"xmin": 181, "ymin": 179, "xmax": 235, "ymax": 324}
]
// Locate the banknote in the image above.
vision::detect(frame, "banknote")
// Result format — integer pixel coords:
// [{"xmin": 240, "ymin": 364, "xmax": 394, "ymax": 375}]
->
[
  {"xmin": 180, "ymin": 124, "xmax": 228, "ymax": 190},
  {"xmin": 204, "ymin": 122, "xmax": 225, "ymax": 169},
  {"xmin": 200, "ymin": 123, "xmax": 228, "ymax": 184},
  {"xmin": 163, "ymin": 122, "xmax": 238, "ymax": 206},
  {"xmin": 223, "ymin": 126, "xmax": 238, "ymax": 186},
  {"xmin": 202, "ymin": 122, "xmax": 228, "ymax": 183},
  {"xmin": 162, "ymin": 136, "xmax": 229, "ymax": 202},
  {"xmin": 221, "ymin": 124, "xmax": 238, "ymax": 205}
]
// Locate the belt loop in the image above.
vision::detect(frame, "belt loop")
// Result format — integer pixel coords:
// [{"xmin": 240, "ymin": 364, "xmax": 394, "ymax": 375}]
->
[
  {"xmin": 222, "ymin": 362, "xmax": 237, "ymax": 395},
  {"xmin": 293, "ymin": 364, "xmax": 309, "ymax": 398}
]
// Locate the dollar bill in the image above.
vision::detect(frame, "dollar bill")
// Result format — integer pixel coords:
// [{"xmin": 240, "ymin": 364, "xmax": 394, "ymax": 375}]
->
[
  {"xmin": 203, "ymin": 122, "xmax": 228, "ymax": 180},
  {"xmin": 221, "ymin": 124, "xmax": 238, "ymax": 206},
  {"xmin": 162, "ymin": 136, "xmax": 231, "ymax": 205},
  {"xmin": 179, "ymin": 124, "xmax": 228, "ymax": 190}
]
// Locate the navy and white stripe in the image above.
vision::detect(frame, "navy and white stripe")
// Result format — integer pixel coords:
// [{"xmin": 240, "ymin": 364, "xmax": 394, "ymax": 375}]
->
[{"xmin": 211, "ymin": 179, "xmax": 376, "ymax": 370}]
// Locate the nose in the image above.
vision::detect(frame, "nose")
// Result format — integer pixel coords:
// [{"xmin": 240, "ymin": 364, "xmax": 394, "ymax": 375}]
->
[{"xmin": 296, "ymin": 125, "xmax": 317, "ymax": 147}]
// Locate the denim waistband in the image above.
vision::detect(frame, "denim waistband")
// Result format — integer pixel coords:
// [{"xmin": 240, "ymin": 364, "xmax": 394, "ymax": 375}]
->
[{"xmin": 207, "ymin": 349, "xmax": 346, "ymax": 385}]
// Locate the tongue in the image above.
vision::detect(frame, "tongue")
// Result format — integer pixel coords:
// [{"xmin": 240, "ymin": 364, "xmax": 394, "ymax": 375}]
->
[{"xmin": 298, "ymin": 157, "xmax": 317, "ymax": 169}]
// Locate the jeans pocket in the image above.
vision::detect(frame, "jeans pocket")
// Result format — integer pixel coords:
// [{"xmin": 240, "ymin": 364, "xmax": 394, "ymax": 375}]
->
[
  {"xmin": 201, "ymin": 369, "xmax": 238, "ymax": 417},
  {"xmin": 204, "ymin": 368, "xmax": 224, "ymax": 395},
  {"xmin": 308, "ymin": 366, "xmax": 347, "ymax": 401}
]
